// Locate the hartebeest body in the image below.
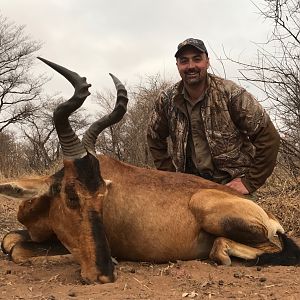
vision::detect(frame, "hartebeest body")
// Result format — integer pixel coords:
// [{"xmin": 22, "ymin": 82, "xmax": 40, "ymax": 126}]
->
[{"xmin": 1, "ymin": 58, "xmax": 300, "ymax": 284}]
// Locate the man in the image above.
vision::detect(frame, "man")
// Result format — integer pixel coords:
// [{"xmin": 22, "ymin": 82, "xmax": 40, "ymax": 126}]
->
[{"xmin": 147, "ymin": 38, "xmax": 280, "ymax": 195}]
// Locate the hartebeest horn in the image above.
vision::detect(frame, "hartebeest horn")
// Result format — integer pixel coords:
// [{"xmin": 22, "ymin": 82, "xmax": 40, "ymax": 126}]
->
[
  {"xmin": 82, "ymin": 74, "xmax": 128, "ymax": 155},
  {"xmin": 38, "ymin": 57, "xmax": 91, "ymax": 160}
]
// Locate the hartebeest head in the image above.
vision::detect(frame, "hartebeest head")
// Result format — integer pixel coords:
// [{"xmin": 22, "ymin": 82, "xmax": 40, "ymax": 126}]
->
[{"xmin": 23, "ymin": 57, "xmax": 128, "ymax": 283}]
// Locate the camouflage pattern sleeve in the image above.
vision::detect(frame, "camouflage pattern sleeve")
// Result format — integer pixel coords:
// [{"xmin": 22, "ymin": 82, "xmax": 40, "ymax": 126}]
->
[
  {"xmin": 229, "ymin": 88, "xmax": 280, "ymax": 192},
  {"xmin": 147, "ymin": 92, "xmax": 176, "ymax": 172},
  {"xmin": 229, "ymin": 89, "xmax": 269, "ymax": 135},
  {"xmin": 241, "ymin": 119, "xmax": 280, "ymax": 193}
]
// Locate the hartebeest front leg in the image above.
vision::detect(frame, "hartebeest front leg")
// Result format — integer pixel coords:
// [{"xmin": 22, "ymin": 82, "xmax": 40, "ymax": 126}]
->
[
  {"xmin": 2, "ymin": 230, "xmax": 30, "ymax": 254},
  {"xmin": 2, "ymin": 230, "xmax": 70, "ymax": 264},
  {"xmin": 189, "ymin": 189, "xmax": 284, "ymax": 264}
]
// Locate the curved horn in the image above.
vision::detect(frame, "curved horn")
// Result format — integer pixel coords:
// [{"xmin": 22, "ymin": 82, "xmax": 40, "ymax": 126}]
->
[
  {"xmin": 38, "ymin": 57, "xmax": 91, "ymax": 160},
  {"xmin": 82, "ymin": 74, "xmax": 128, "ymax": 155}
]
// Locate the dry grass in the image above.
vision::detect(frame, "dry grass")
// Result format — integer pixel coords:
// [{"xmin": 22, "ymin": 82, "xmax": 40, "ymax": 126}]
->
[
  {"xmin": 258, "ymin": 192, "xmax": 300, "ymax": 234},
  {"xmin": 257, "ymin": 171, "xmax": 300, "ymax": 234}
]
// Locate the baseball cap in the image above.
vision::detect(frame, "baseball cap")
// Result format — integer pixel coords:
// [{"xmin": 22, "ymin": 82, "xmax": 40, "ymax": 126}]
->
[{"xmin": 175, "ymin": 38, "xmax": 208, "ymax": 58}]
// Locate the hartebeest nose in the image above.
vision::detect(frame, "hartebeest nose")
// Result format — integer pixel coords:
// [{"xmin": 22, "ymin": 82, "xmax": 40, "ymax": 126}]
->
[
  {"xmin": 98, "ymin": 272, "xmax": 116, "ymax": 284},
  {"xmin": 80, "ymin": 270, "xmax": 116, "ymax": 284}
]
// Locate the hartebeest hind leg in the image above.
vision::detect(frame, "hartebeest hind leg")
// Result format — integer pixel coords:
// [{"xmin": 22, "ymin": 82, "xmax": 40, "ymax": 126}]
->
[
  {"xmin": 2, "ymin": 230, "xmax": 70, "ymax": 264},
  {"xmin": 209, "ymin": 237, "xmax": 264, "ymax": 265},
  {"xmin": 189, "ymin": 189, "xmax": 284, "ymax": 265}
]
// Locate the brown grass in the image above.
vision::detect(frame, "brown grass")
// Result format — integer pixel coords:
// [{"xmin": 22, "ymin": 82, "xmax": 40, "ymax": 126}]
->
[{"xmin": 257, "ymin": 170, "xmax": 300, "ymax": 234}]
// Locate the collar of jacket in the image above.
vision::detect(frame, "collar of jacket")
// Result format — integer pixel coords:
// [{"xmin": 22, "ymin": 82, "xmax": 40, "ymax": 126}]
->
[{"xmin": 174, "ymin": 74, "xmax": 211, "ymax": 115}]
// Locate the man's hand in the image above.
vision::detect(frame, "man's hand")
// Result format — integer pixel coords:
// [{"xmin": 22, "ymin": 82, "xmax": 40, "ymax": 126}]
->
[{"xmin": 225, "ymin": 177, "xmax": 249, "ymax": 195}]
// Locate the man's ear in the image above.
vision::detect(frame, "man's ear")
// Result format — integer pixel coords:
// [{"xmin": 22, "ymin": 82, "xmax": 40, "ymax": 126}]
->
[{"xmin": 206, "ymin": 56, "xmax": 210, "ymax": 69}]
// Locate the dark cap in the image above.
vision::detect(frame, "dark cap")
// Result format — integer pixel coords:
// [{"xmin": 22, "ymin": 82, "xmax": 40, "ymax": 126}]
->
[{"xmin": 175, "ymin": 38, "xmax": 208, "ymax": 58}]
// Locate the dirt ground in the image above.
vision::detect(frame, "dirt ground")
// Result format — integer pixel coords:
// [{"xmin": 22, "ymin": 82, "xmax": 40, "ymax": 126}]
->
[{"xmin": 1, "ymin": 196, "xmax": 300, "ymax": 300}]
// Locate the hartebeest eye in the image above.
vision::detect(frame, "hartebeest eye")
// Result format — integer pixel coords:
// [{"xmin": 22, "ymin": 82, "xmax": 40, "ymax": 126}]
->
[{"xmin": 65, "ymin": 182, "xmax": 80, "ymax": 209}]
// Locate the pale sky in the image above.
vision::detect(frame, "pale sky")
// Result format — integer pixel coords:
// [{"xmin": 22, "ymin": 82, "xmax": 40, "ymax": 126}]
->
[{"xmin": 1, "ymin": 0, "xmax": 272, "ymax": 102}]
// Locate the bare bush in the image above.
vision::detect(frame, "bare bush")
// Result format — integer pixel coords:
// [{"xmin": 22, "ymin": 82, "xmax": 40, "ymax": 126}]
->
[
  {"xmin": 0, "ymin": 15, "xmax": 45, "ymax": 132},
  {"xmin": 20, "ymin": 97, "xmax": 90, "ymax": 173},
  {"xmin": 0, "ymin": 96, "xmax": 90, "ymax": 177},
  {"xmin": 0, "ymin": 131, "xmax": 31, "ymax": 178},
  {"xmin": 94, "ymin": 74, "xmax": 172, "ymax": 167},
  {"xmin": 226, "ymin": 0, "xmax": 300, "ymax": 182}
]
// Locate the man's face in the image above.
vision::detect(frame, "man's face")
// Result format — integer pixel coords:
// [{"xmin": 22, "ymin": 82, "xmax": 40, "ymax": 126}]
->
[{"xmin": 176, "ymin": 47, "xmax": 209, "ymax": 87}]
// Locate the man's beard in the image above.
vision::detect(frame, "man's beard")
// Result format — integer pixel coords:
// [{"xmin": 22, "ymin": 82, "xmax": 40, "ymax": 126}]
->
[{"xmin": 184, "ymin": 71, "xmax": 202, "ymax": 86}]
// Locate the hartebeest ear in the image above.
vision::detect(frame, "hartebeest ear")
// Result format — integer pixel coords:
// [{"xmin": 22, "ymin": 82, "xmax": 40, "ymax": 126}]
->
[{"xmin": 0, "ymin": 178, "xmax": 51, "ymax": 201}]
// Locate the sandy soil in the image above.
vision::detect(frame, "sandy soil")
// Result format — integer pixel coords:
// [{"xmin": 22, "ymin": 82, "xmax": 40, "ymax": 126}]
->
[{"xmin": 1, "ymin": 196, "xmax": 300, "ymax": 300}]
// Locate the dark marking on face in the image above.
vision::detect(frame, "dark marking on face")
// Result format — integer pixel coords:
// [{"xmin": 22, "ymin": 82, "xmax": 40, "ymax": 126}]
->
[
  {"xmin": 65, "ymin": 182, "xmax": 80, "ymax": 209},
  {"xmin": 221, "ymin": 217, "xmax": 268, "ymax": 245},
  {"xmin": 88, "ymin": 210, "xmax": 114, "ymax": 279},
  {"xmin": 74, "ymin": 153, "xmax": 104, "ymax": 193},
  {"xmin": 48, "ymin": 154, "xmax": 104, "ymax": 211},
  {"xmin": 50, "ymin": 168, "xmax": 64, "ymax": 196}
]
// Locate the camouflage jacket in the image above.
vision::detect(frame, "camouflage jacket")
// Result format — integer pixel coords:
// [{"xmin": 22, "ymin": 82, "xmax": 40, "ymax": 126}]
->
[{"xmin": 147, "ymin": 73, "xmax": 280, "ymax": 192}]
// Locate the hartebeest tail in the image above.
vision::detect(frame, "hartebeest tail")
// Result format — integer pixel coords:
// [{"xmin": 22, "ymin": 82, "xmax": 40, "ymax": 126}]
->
[{"xmin": 256, "ymin": 233, "xmax": 300, "ymax": 266}]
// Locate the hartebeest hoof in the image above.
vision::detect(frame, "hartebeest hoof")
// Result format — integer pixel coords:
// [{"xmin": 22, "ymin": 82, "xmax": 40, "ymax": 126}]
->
[{"xmin": 1, "ymin": 230, "xmax": 30, "ymax": 254}]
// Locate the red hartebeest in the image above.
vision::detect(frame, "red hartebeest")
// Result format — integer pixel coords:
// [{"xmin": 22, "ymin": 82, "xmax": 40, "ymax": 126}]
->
[{"xmin": 1, "ymin": 58, "xmax": 300, "ymax": 284}]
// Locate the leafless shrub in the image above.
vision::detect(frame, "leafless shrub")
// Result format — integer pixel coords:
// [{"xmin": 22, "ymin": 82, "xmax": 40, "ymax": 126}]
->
[
  {"xmin": 0, "ymin": 15, "xmax": 45, "ymax": 132},
  {"xmin": 20, "ymin": 96, "xmax": 90, "ymax": 174},
  {"xmin": 0, "ymin": 131, "xmax": 32, "ymax": 178},
  {"xmin": 225, "ymin": 0, "xmax": 300, "ymax": 182},
  {"xmin": 94, "ymin": 74, "xmax": 172, "ymax": 167}
]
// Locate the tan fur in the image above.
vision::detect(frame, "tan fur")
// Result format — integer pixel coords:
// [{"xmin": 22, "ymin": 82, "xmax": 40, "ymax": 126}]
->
[
  {"xmin": 209, "ymin": 237, "xmax": 264, "ymax": 265},
  {"xmin": 99, "ymin": 157, "xmax": 283, "ymax": 260},
  {"xmin": 0, "ymin": 154, "xmax": 285, "ymax": 283}
]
